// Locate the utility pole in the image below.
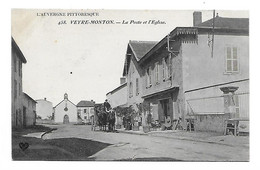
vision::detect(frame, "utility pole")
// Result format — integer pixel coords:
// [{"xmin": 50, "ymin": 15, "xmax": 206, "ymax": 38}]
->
[{"xmin": 211, "ymin": 10, "xmax": 215, "ymax": 58}]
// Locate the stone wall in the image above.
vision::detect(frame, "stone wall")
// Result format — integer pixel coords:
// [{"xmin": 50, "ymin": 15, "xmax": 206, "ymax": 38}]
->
[{"xmin": 193, "ymin": 114, "xmax": 229, "ymax": 133}]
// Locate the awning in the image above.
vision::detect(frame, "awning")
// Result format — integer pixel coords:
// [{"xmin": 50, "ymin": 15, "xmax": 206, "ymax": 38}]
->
[{"xmin": 142, "ymin": 86, "xmax": 179, "ymax": 100}]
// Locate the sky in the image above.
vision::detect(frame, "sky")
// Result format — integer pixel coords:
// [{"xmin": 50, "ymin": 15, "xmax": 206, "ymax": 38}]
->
[{"xmin": 11, "ymin": 9, "xmax": 249, "ymax": 106}]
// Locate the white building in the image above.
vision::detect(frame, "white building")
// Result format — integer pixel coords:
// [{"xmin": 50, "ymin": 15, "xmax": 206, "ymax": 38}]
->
[
  {"xmin": 77, "ymin": 100, "xmax": 95, "ymax": 123},
  {"xmin": 53, "ymin": 93, "xmax": 77, "ymax": 124},
  {"xmin": 36, "ymin": 98, "xmax": 53, "ymax": 119}
]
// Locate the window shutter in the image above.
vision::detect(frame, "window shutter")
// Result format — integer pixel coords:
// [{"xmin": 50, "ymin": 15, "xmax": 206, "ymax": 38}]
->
[{"xmin": 162, "ymin": 58, "xmax": 165, "ymax": 80}]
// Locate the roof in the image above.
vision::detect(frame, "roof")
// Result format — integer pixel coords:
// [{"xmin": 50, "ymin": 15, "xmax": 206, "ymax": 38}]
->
[
  {"xmin": 23, "ymin": 92, "xmax": 37, "ymax": 103},
  {"xmin": 11, "ymin": 37, "xmax": 27, "ymax": 63},
  {"xmin": 139, "ymin": 16, "xmax": 249, "ymax": 65},
  {"xmin": 54, "ymin": 99, "xmax": 77, "ymax": 108},
  {"xmin": 77, "ymin": 100, "xmax": 95, "ymax": 107},
  {"xmin": 128, "ymin": 40, "xmax": 158, "ymax": 61},
  {"xmin": 123, "ymin": 40, "xmax": 157, "ymax": 76},
  {"xmin": 106, "ymin": 82, "xmax": 127, "ymax": 96},
  {"xmin": 198, "ymin": 16, "xmax": 249, "ymax": 30},
  {"xmin": 35, "ymin": 98, "xmax": 53, "ymax": 104}
]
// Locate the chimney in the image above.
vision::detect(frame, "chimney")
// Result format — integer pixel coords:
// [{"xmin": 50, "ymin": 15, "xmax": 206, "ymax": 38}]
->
[
  {"xmin": 120, "ymin": 77, "xmax": 126, "ymax": 85},
  {"xmin": 193, "ymin": 11, "xmax": 202, "ymax": 27}
]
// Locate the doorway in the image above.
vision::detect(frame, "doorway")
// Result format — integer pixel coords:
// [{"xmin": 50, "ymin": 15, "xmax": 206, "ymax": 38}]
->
[
  {"xmin": 159, "ymin": 98, "xmax": 173, "ymax": 123},
  {"xmin": 63, "ymin": 114, "xmax": 69, "ymax": 124}
]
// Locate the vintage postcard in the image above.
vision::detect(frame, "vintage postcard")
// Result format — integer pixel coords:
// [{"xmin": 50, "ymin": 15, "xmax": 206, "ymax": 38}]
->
[{"xmin": 11, "ymin": 9, "xmax": 249, "ymax": 161}]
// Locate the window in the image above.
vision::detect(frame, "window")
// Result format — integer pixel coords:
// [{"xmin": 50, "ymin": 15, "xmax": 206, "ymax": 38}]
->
[
  {"xmin": 162, "ymin": 58, "xmax": 166, "ymax": 80},
  {"xmin": 136, "ymin": 78, "xmax": 139, "ymax": 96},
  {"xmin": 226, "ymin": 46, "xmax": 239, "ymax": 73},
  {"xmin": 14, "ymin": 80, "xmax": 17, "ymax": 99},
  {"xmin": 129, "ymin": 68, "xmax": 132, "ymax": 81},
  {"xmin": 129, "ymin": 82, "xmax": 133, "ymax": 97},
  {"xmin": 155, "ymin": 62, "xmax": 159, "ymax": 84},
  {"xmin": 166, "ymin": 54, "xmax": 172, "ymax": 78},
  {"xmin": 146, "ymin": 66, "xmax": 152, "ymax": 87},
  {"xmin": 84, "ymin": 109, "xmax": 87, "ymax": 113}
]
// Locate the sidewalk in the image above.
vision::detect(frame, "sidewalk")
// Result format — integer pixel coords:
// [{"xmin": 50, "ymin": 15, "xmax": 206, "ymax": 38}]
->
[{"xmin": 116, "ymin": 128, "xmax": 249, "ymax": 147}]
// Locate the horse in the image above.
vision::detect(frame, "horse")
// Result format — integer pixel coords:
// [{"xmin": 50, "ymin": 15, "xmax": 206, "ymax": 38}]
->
[
  {"xmin": 107, "ymin": 110, "xmax": 116, "ymax": 132},
  {"xmin": 97, "ymin": 110, "xmax": 107, "ymax": 131}
]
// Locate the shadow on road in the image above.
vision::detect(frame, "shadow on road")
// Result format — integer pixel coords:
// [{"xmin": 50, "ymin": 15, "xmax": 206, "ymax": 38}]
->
[{"xmin": 12, "ymin": 126, "xmax": 112, "ymax": 161}]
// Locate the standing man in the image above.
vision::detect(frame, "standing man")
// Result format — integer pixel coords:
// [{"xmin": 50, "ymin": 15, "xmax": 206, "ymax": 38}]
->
[{"xmin": 104, "ymin": 99, "xmax": 111, "ymax": 112}]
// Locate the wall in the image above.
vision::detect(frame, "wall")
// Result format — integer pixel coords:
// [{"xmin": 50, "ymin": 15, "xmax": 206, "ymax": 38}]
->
[
  {"xmin": 127, "ymin": 57, "xmax": 144, "ymax": 109},
  {"xmin": 54, "ymin": 100, "xmax": 77, "ymax": 123},
  {"xmin": 185, "ymin": 80, "xmax": 249, "ymax": 116},
  {"xmin": 182, "ymin": 34, "xmax": 249, "ymax": 93},
  {"xmin": 193, "ymin": 114, "xmax": 229, "ymax": 133},
  {"xmin": 140, "ymin": 41, "xmax": 185, "ymax": 121},
  {"xmin": 77, "ymin": 106, "xmax": 94, "ymax": 122},
  {"xmin": 182, "ymin": 33, "xmax": 249, "ymax": 131},
  {"xmin": 22, "ymin": 95, "xmax": 36, "ymax": 126},
  {"xmin": 107, "ymin": 83, "xmax": 127, "ymax": 108},
  {"xmin": 36, "ymin": 99, "xmax": 53, "ymax": 119},
  {"xmin": 11, "ymin": 49, "xmax": 24, "ymax": 127}
]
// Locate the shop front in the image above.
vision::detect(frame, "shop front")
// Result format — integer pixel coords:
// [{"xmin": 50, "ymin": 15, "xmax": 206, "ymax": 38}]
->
[{"xmin": 142, "ymin": 87, "xmax": 180, "ymax": 129}]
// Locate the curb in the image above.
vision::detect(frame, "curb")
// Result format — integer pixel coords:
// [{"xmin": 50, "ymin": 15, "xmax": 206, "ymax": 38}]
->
[
  {"xmin": 117, "ymin": 129, "xmax": 247, "ymax": 147},
  {"xmin": 40, "ymin": 128, "xmax": 57, "ymax": 139},
  {"xmin": 116, "ymin": 129, "xmax": 148, "ymax": 136}
]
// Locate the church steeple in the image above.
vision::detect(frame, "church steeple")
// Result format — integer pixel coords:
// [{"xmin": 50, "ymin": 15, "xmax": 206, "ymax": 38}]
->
[{"xmin": 64, "ymin": 93, "xmax": 68, "ymax": 100}]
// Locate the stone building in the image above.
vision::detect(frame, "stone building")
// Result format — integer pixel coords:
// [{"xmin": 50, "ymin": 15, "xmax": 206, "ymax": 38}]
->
[{"xmin": 11, "ymin": 37, "xmax": 27, "ymax": 127}]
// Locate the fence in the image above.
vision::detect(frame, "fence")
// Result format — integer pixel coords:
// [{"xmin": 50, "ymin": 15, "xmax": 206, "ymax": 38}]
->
[{"xmin": 186, "ymin": 92, "xmax": 249, "ymax": 133}]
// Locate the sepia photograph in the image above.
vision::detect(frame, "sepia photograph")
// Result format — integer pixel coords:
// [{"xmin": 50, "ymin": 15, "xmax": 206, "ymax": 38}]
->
[{"xmin": 11, "ymin": 8, "xmax": 249, "ymax": 162}]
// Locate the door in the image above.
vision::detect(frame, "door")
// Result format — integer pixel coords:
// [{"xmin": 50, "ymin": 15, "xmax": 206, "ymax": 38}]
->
[
  {"xmin": 159, "ymin": 99, "xmax": 170, "ymax": 122},
  {"xmin": 63, "ymin": 114, "xmax": 69, "ymax": 124}
]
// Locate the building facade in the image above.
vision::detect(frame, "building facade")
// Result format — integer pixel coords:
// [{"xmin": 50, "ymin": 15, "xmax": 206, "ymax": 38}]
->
[
  {"xmin": 121, "ymin": 12, "xmax": 249, "ymax": 133},
  {"xmin": 22, "ymin": 93, "xmax": 37, "ymax": 126},
  {"xmin": 11, "ymin": 37, "xmax": 27, "ymax": 127},
  {"xmin": 123, "ymin": 40, "xmax": 157, "ymax": 111},
  {"xmin": 53, "ymin": 93, "xmax": 77, "ymax": 124},
  {"xmin": 35, "ymin": 98, "xmax": 53, "ymax": 119},
  {"xmin": 77, "ymin": 100, "xmax": 95, "ymax": 123},
  {"xmin": 106, "ymin": 77, "xmax": 127, "ymax": 109}
]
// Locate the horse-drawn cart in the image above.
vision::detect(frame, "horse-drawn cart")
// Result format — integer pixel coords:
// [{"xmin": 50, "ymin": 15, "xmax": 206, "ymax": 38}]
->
[{"xmin": 91, "ymin": 104, "xmax": 116, "ymax": 132}]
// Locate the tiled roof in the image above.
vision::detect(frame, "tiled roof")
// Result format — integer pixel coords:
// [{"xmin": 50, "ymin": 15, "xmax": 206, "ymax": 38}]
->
[
  {"xmin": 129, "ymin": 40, "xmax": 157, "ymax": 61},
  {"xmin": 198, "ymin": 16, "xmax": 249, "ymax": 30},
  {"xmin": 77, "ymin": 100, "xmax": 95, "ymax": 107}
]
